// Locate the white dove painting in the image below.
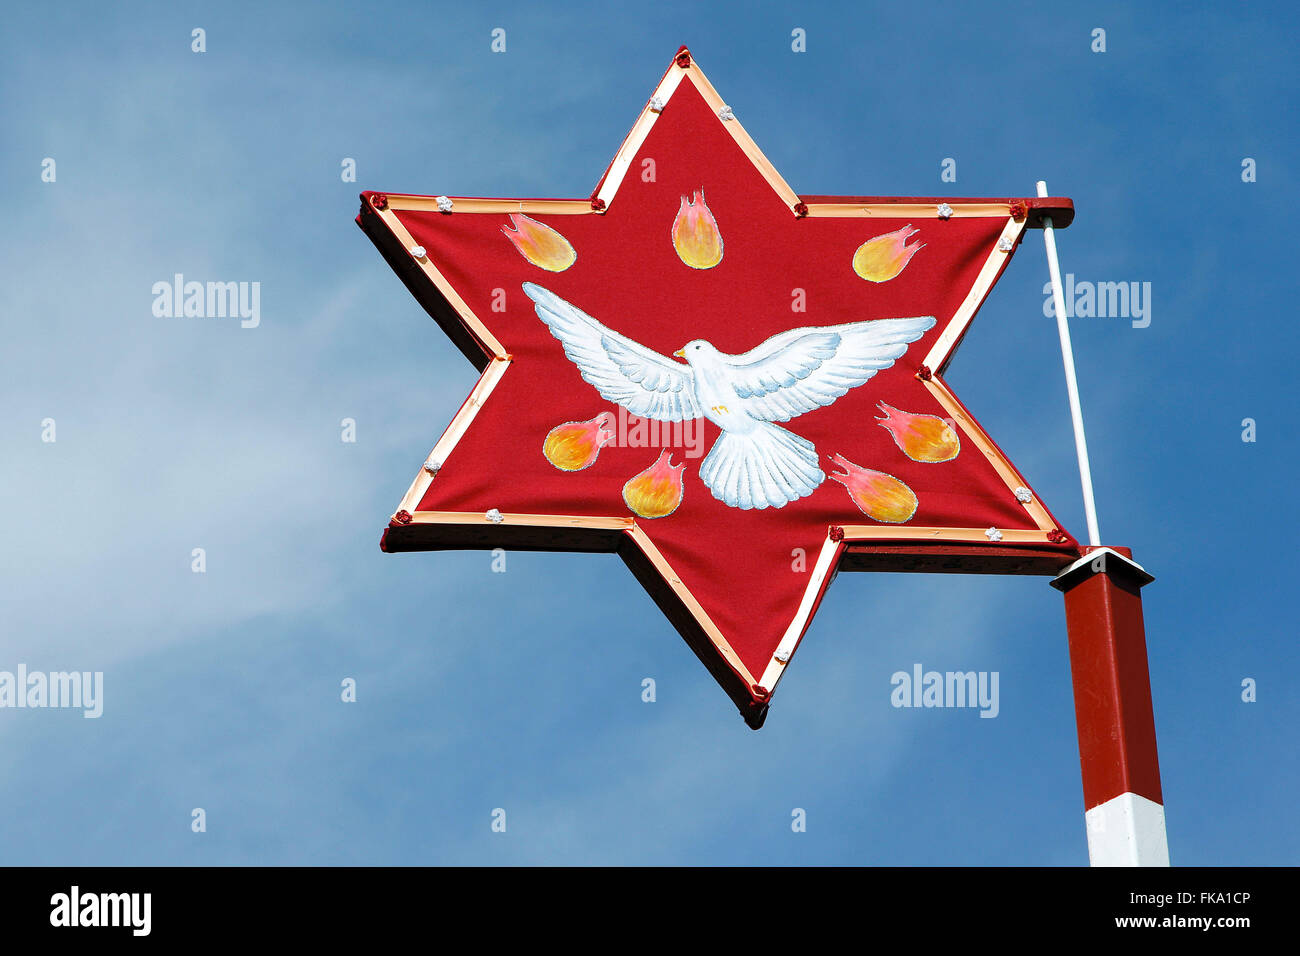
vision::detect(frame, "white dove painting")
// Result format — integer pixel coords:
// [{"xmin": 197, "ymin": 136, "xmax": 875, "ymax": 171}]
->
[{"xmin": 523, "ymin": 282, "xmax": 936, "ymax": 511}]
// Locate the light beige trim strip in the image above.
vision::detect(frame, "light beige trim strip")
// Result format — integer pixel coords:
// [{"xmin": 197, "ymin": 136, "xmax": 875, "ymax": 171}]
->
[
  {"xmin": 683, "ymin": 66, "xmax": 802, "ymax": 212},
  {"xmin": 594, "ymin": 58, "xmax": 801, "ymax": 214},
  {"xmin": 372, "ymin": 205, "xmax": 508, "ymax": 359},
  {"xmin": 758, "ymin": 533, "xmax": 842, "ymax": 692},
  {"xmin": 407, "ymin": 510, "xmax": 635, "ymax": 530},
  {"xmin": 921, "ymin": 217, "xmax": 1026, "ymax": 372},
  {"xmin": 921, "ymin": 377, "xmax": 1057, "ymax": 532},
  {"xmin": 804, "ymin": 203, "xmax": 1013, "ymax": 219},
  {"xmin": 594, "ymin": 67, "xmax": 687, "ymax": 210},
  {"xmin": 837, "ymin": 525, "xmax": 1054, "ymax": 542},
  {"xmin": 624, "ymin": 524, "xmax": 758, "ymax": 686},
  {"xmin": 387, "ymin": 196, "xmax": 594, "ymax": 216},
  {"xmin": 397, "ymin": 357, "xmax": 512, "ymax": 514}
]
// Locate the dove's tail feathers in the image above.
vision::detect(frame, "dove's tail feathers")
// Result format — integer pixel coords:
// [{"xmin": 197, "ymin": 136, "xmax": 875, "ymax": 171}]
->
[{"xmin": 699, "ymin": 422, "xmax": 825, "ymax": 510}]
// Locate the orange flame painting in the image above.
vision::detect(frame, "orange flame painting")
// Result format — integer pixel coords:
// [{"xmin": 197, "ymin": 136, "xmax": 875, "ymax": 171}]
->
[
  {"xmin": 827, "ymin": 453, "xmax": 918, "ymax": 523},
  {"xmin": 502, "ymin": 213, "xmax": 577, "ymax": 272},
  {"xmin": 622, "ymin": 450, "xmax": 686, "ymax": 518},
  {"xmin": 671, "ymin": 189, "xmax": 724, "ymax": 269},
  {"xmin": 543, "ymin": 412, "xmax": 614, "ymax": 471},
  {"xmin": 852, "ymin": 224, "xmax": 923, "ymax": 282},
  {"xmin": 875, "ymin": 402, "xmax": 961, "ymax": 463}
]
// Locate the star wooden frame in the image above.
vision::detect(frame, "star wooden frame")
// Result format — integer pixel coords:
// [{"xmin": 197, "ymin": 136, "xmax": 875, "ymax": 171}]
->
[{"xmin": 359, "ymin": 47, "xmax": 1081, "ymax": 727}]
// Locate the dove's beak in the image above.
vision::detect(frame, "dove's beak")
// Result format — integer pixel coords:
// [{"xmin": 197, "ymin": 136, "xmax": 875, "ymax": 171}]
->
[{"xmin": 673, "ymin": 348, "xmax": 685, "ymax": 358}]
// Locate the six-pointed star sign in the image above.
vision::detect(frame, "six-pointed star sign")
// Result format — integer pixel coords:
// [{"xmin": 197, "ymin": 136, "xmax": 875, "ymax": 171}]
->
[{"xmin": 358, "ymin": 47, "xmax": 1080, "ymax": 727}]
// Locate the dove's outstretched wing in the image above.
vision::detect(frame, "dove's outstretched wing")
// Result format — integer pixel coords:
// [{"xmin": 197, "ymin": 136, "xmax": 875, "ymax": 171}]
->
[
  {"xmin": 723, "ymin": 317, "xmax": 936, "ymax": 423},
  {"xmin": 523, "ymin": 283, "xmax": 701, "ymax": 422}
]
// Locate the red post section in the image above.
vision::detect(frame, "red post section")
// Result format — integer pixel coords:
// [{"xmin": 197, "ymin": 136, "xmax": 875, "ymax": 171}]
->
[{"xmin": 1051, "ymin": 546, "xmax": 1169, "ymax": 866}]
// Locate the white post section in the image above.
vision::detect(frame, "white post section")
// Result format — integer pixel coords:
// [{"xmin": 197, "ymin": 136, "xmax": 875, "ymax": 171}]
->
[
  {"xmin": 1037, "ymin": 180, "xmax": 1102, "ymax": 547},
  {"xmin": 1085, "ymin": 792, "xmax": 1171, "ymax": 867}
]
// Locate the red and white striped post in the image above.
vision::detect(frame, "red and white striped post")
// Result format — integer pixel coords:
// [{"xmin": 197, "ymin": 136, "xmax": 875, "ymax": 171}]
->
[
  {"xmin": 1038, "ymin": 181, "xmax": 1169, "ymax": 866},
  {"xmin": 1052, "ymin": 547, "xmax": 1168, "ymax": 865}
]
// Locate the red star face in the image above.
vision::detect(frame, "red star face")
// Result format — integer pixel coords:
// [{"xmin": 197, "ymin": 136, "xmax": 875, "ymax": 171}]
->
[{"xmin": 359, "ymin": 48, "xmax": 1081, "ymax": 728}]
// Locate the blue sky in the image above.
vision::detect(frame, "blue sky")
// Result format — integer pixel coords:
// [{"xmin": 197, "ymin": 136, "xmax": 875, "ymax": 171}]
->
[{"xmin": 1, "ymin": 0, "xmax": 1295, "ymax": 864}]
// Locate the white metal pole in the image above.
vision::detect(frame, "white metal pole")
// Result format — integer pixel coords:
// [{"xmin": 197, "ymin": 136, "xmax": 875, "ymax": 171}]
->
[{"xmin": 1037, "ymin": 181, "xmax": 1101, "ymax": 547}]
